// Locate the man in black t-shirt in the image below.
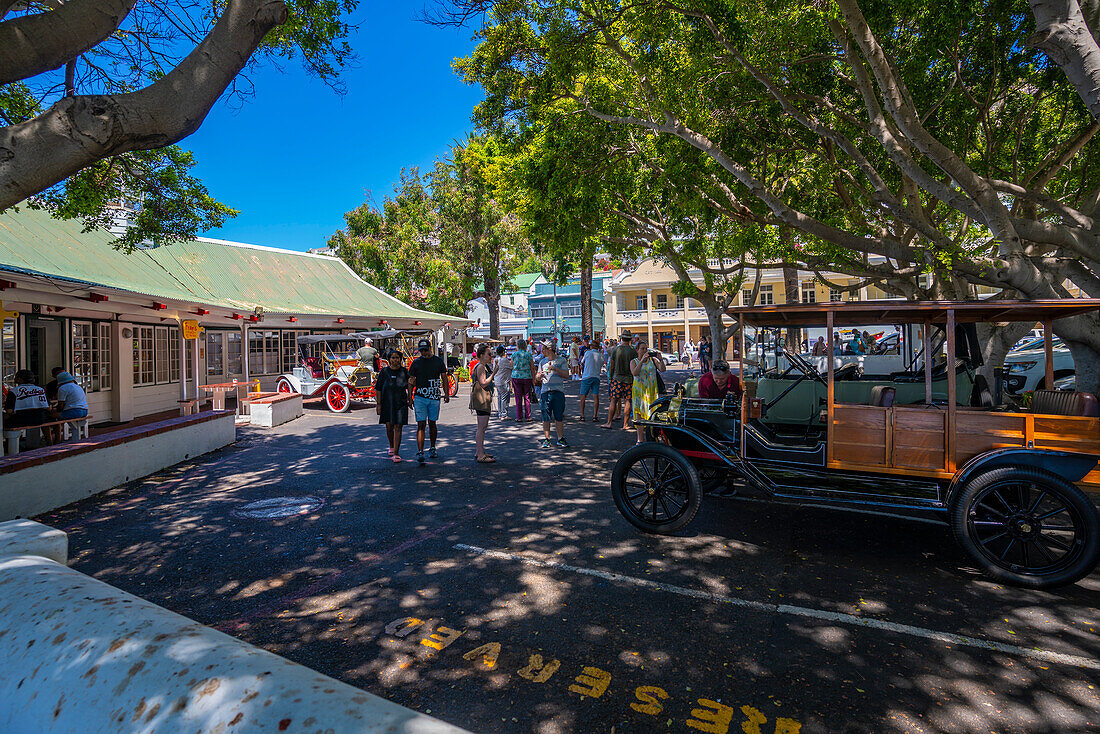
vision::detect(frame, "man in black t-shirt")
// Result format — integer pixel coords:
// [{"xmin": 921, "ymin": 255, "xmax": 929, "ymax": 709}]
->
[{"xmin": 408, "ymin": 338, "xmax": 449, "ymax": 464}]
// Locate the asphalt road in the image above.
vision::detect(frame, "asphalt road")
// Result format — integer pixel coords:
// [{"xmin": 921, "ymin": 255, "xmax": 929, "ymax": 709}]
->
[{"xmin": 41, "ymin": 370, "xmax": 1100, "ymax": 734}]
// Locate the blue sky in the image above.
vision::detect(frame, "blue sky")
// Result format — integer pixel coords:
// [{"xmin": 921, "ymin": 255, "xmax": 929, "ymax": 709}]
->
[{"xmin": 186, "ymin": 5, "xmax": 483, "ymax": 252}]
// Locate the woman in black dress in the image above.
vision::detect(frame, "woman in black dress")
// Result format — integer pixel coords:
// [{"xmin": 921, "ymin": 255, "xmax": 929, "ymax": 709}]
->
[{"xmin": 375, "ymin": 350, "xmax": 410, "ymax": 463}]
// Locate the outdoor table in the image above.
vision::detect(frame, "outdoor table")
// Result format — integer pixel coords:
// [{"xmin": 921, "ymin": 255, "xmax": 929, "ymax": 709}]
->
[{"xmin": 199, "ymin": 381, "xmax": 251, "ymax": 415}]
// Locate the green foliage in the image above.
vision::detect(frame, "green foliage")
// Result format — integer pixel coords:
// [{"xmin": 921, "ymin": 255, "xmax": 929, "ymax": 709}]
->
[{"xmin": 27, "ymin": 147, "xmax": 237, "ymax": 252}]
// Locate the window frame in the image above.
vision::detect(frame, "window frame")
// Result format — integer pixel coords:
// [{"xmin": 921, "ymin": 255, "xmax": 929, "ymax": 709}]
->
[{"xmin": 70, "ymin": 319, "xmax": 112, "ymax": 393}]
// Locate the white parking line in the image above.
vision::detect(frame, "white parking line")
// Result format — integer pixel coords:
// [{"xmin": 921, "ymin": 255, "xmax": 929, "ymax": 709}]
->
[{"xmin": 454, "ymin": 543, "xmax": 1100, "ymax": 671}]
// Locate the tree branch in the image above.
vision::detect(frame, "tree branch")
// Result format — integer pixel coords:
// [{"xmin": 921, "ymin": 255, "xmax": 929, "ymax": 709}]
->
[
  {"xmin": 0, "ymin": 0, "xmax": 288, "ymax": 209},
  {"xmin": 0, "ymin": 0, "xmax": 139, "ymax": 86},
  {"xmin": 1028, "ymin": 0, "xmax": 1100, "ymax": 123}
]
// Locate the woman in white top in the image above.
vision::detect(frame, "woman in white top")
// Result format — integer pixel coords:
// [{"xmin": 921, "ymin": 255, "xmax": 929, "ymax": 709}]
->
[{"xmin": 491, "ymin": 345, "xmax": 513, "ymax": 419}]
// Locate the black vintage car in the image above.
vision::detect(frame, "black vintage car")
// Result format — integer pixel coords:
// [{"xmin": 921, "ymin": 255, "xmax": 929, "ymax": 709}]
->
[{"xmin": 612, "ymin": 300, "xmax": 1100, "ymax": 589}]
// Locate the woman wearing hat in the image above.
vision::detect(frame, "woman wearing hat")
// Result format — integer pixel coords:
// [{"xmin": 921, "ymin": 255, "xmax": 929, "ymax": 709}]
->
[{"xmin": 53, "ymin": 371, "xmax": 89, "ymax": 421}]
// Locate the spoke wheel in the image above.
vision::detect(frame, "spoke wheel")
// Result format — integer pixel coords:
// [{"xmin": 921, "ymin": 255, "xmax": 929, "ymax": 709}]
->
[
  {"xmin": 325, "ymin": 382, "xmax": 352, "ymax": 413},
  {"xmin": 276, "ymin": 378, "xmax": 294, "ymax": 393},
  {"xmin": 612, "ymin": 443, "xmax": 702, "ymax": 534},
  {"xmin": 446, "ymin": 373, "xmax": 459, "ymax": 398},
  {"xmin": 950, "ymin": 466, "xmax": 1100, "ymax": 589}
]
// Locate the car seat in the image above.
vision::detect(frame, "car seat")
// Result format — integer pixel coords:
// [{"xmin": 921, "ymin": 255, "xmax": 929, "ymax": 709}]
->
[
  {"xmin": 1031, "ymin": 389, "xmax": 1100, "ymax": 416},
  {"xmin": 869, "ymin": 385, "xmax": 896, "ymax": 407},
  {"xmin": 304, "ymin": 357, "xmax": 323, "ymax": 378},
  {"xmin": 969, "ymin": 374, "xmax": 994, "ymax": 408}
]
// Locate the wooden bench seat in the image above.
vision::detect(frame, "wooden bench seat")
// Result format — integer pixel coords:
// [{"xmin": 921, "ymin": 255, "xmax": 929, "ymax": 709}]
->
[{"xmin": 3, "ymin": 415, "xmax": 93, "ymax": 455}]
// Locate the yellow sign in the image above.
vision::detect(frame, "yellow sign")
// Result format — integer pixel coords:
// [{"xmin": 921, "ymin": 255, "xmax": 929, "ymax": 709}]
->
[
  {"xmin": 181, "ymin": 319, "xmax": 201, "ymax": 340},
  {"xmin": 0, "ymin": 302, "xmax": 17, "ymax": 320}
]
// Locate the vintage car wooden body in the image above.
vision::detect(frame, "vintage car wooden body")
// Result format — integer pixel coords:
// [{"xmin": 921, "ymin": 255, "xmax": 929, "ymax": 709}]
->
[{"xmin": 612, "ymin": 300, "xmax": 1100, "ymax": 589}]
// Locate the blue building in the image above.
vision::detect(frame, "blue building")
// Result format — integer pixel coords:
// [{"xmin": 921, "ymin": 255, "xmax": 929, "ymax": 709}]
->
[{"xmin": 527, "ymin": 270, "xmax": 617, "ymax": 344}]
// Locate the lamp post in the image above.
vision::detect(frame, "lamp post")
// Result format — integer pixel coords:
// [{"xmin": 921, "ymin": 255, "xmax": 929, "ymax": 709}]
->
[{"xmin": 553, "ymin": 279, "xmax": 559, "ymax": 345}]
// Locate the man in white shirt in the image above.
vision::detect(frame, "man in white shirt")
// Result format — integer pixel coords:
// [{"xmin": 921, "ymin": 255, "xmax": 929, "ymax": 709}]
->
[
  {"xmin": 54, "ymin": 371, "xmax": 89, "ymax": 419},
  {"xmin": 578, "ymin": 343, "xmax": 605, "ymax": 421}
]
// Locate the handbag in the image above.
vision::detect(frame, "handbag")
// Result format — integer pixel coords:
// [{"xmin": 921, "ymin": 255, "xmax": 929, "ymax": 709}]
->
[{"xmin": 470, "ymin": 365, "xmax": 493, "ymax": 412}]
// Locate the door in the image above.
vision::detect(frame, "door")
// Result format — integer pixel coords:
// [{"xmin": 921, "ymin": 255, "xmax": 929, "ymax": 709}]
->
[
  {"xmin": 206, "ymin": 331, "xmax": 228, "ymax": 383},
  {"xmin": 26, "ymin": 317, "xmax": 64, "ymax": 387}
]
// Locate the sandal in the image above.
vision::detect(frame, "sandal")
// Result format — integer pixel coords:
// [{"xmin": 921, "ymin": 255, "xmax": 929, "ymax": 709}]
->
[
  {"xmin": 392, "ymin": 455, "xmax": 402, "ymax": 463},
  {"xmin": 387, "ymin": 447, "xmax": 394, "ymax": 456},
  {"xmin": 476, "ymin": 455, "xmax": 497, "ymax": 463}
]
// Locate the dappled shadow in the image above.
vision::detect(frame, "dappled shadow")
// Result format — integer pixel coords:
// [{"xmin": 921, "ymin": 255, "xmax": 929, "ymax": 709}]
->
[{"xmin": 39, "ymin": 374, "xmax": 1100, "ymax": 734}]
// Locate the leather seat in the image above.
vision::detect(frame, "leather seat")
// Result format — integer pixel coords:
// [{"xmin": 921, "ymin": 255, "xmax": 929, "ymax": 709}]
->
[
  {"xmin": 869, "ymin": 385, "xmax": 896, "ymax": 407},
  {"xmin": 304, "ymin": 357, "xmax": 324, "ymax": 378},
  {"xmin": 1031, "ymin": 389, "xmax": 1100, "ymax": 417}
]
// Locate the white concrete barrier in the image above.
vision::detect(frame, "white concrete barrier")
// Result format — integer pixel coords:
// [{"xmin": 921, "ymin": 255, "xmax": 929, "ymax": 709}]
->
[
  {"xmin": 0, "ymin": 411, "xmax": 236, "ymax": 522},
  {"xmin": 0, "ymin": 520, "xmax": 470, "ymax": 734},
  {"xmin": 249, "ymin": 393, "xmax": 303, "ymax": 428}
]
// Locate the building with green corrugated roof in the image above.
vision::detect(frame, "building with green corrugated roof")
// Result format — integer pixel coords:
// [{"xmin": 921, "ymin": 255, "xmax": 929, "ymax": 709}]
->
[{"xmin": 0, "ymin": 208, "xmax": 462, "ymax": 424}]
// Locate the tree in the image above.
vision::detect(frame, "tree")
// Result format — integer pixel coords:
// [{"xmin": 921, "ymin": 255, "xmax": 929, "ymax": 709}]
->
[
  {"xmin": 433, "ymin": 134, "xmax": 532, "ymax": 339},
  {"xmin": 1, "ymin": 0, "xmax": 355, "ymax": 248},
  {"xmin": 329, "ymin": 168, "xmax": 467, "ymax": 317},
  {"xmin": 446, "ymin": 0, "xmax": 1100, "ymax": 391}
]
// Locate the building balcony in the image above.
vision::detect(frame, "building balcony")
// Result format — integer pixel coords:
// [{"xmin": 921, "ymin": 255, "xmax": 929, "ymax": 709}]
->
[{"xmin": 615, "ymin": 307, "xmax": 711, "ymax": 323}]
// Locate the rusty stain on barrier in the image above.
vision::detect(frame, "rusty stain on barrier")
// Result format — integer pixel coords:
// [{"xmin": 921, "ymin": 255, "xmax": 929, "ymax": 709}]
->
[{"xmin": 383, "ymin": 614, "xmax": 804, "ymax": 733}]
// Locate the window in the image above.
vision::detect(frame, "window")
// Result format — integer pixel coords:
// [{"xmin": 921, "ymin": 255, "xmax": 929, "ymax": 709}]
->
[
  {"xmin": 133, "ymin": 326, "xmax": 155, "ymax": 386},
  {"xmin": 71, "ymin": 321, "xmax": 111, "ymax": 392},
  {"xmin": 559, "ymin": 303, "xmax": 581, "ymax": 318},
  {"xmin": 530, "ymin": 304, "xmax": 555, "ymax": 319},
  {"xmin": 227, "ymin": 331, "xmax": 242, "ymax": 375},
  {"xmin": 675, "ymin": 295, "xmax": 685, "ymax": 309},
  {"xmin": 635, "ymin": 295, "xmax": 647, "ymax": 310},
  {"xmin": 247, "ymin": 330, "xmax": 285, "ymax": 375},
  {"xmin": 830, "ymin": 289, "xmax": 844, "ymax": 302},
  {"xmin": 742, "ymin": 289, "xmax": 754, "ymax": 306},
  {"xmin": 134, "ymin": 325, "xmax": 179, "ymax": 386},
  {"xmin": 655, "ymin": 294, "xmax": 668, "ymax": 309},
  {"xmin": 3, "ymin": 318, "xmax": 17, "ymax": 386},
  {"xmin": 801, "ymin": 282, "xmax": 817, "ymax": 304},
  {"xmin": 282, "ymin": 331, "xmax": 302, "ymax": 372},
  {"xmin": 207, "ymin": 332, "xmax": 224, "ymax": 377},
  {"xmin": 759, "ymin": 285, "xmax": 774, "ymax": 305}
]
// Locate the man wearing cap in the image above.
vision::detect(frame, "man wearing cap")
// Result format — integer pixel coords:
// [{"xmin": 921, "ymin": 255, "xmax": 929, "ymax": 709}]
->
[
  {"xmin": 698, "ymin": 360, "xmax": 743, "ymax": 402},
  {"xmin": 601, "ymin": 332, "xmax": 637, "ymax": 430},
  {"xmin": 356, "ymin": 337, "xmax": 379, "ymax": 371},
  {"xmin": 408, "ymin": 338, "xmax": 449, "ymax": 464},
  {"xmin": 54, "ymin": 371, "xmax": 89, "ymax": 420}
]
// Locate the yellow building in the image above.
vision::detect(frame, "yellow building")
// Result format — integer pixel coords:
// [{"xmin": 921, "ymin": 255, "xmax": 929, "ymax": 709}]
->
[{"xmin": 605, "ymin": 260, "xmax": 872, "ymax": 357}]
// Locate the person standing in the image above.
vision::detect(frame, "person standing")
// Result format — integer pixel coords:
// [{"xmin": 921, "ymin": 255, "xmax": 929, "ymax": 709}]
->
[
  {"xmin": 699, "ymin": 336, "xmax": 711, "ymax": 374},
  {"xmin": 630, "ymin": 339, "xmax": 666, "ymax": 444},
  {"xmin": 470, "ymin": 343, "xmax": 496, "ymax": 463},
  {"xmin": 491, "ymin": 345, "xmax": 513, "ymax": 419},
  {"xmin": 375, "ymin": 350, "xmax": 410, "ymax": 463},
  {"xmin": 533, "ymin": 343, "xmax": 549, "ymax": 402},
  {"xmin": 510, "ymin": 339, "xmax": 535, "ymax": 422},
  {"xmin": 408, "ymin": 338, "xmax": 449, "ymax": 464},
  {"xmin": 568, "ymin": 337, "xmax": 582, "ymax": 379},
  {"xmin": 811, "ymin": 336, "xmax": 828, "ymax": 356},
  {"xmin": 578, "ymin": 339, "xmax": 604, "ymax": 421},
  {"xmin": 534, "ymin": 342, "xmax": 570, "ymax": 448},
  {"xmin": 601, "ymin": 333, "xmax": 637, "ymax": 430}
]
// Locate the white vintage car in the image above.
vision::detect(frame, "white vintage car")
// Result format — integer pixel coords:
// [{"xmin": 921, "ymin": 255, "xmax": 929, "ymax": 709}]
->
[{"xmin": 276, "ymin": 334, "xmax": 378, "ymax": 412}]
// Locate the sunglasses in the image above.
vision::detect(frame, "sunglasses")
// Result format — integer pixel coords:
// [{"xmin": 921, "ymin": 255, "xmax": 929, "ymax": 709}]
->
[{"xmin": 713, "ymin": 365, "xmax": 730, "ymax": 372}]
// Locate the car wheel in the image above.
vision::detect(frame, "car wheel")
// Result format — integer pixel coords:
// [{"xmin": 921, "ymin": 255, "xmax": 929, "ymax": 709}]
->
[
  {"xmin": 612, "ymin": 443, "xmax": 702, "ymax": 534},
  {"xmin": 950, "ymin": 466, "xmax": 1100, "ymax": 589},
  {"xmin": 276, "ymin": 377, "xmax": 295, "ymax": 394},
  {"xmin": 325, "ymin": 382, "xmax": 352, "ymax": 413}
]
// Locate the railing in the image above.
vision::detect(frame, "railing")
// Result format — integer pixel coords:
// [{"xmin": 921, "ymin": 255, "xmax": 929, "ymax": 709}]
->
[{"xmin": 618, "ymin": 310, "xmax": 646, "ymax": 321}]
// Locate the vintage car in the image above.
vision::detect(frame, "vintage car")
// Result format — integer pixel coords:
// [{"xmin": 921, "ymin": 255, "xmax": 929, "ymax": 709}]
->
[
  {"xmin": 276, "ymin": 334, "xmax": 378, "ymax": 412},
  {"xmin": 613, "ymin": 300, "xmax": 1100, "ymax": 589},
  {"xmin": 276, "ymin": 331, "xmax": 458, "ymax": 412}
]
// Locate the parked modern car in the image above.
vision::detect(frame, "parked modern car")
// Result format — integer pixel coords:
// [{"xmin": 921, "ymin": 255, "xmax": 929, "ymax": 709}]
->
[
  {"xmin": 661, "ymin": 351, "xmax": 680, "ymax": 365},
  {"xmin": 1002, "ymin": 336, "xmax": 1074, "ymax": 394}
]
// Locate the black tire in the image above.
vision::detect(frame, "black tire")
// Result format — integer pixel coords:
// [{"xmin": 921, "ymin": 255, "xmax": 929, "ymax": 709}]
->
[
  {"xmin": 612, "ymin": 443, "xmax": 702, "ymax": 534},
  {"xmin": 950, "ymin": 466, "xmax": 1100, "ymax": 589}
]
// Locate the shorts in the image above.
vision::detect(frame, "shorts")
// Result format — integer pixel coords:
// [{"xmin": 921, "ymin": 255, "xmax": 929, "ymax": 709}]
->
[
  {"xmin": 580, "ymin": 377, "xmax": 601, "ymax": 395},
  {"xmin": 610, "ymin": 378, "xmax": 632, "ymax": 401},
  {"xmin": 413, "ymin": 395, "xmax": 441, "ymax": 422},
  {"xmin": 539, "ymin": 390, "xmax": 565, "ymax": 422},
  {"xmin": 474, "ymin": 409, "xmax": 491, "ymax": 417},
  {"xmin": 59, "ymin": 408, "xmax": 88, "ymax": 420}
]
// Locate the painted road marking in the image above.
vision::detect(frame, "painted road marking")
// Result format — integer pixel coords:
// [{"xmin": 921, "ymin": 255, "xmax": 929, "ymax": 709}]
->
[{"xmin": 454, "ymin": 543, "xmax": 1100, "ymax": 672}]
